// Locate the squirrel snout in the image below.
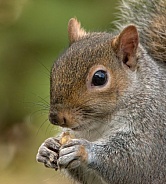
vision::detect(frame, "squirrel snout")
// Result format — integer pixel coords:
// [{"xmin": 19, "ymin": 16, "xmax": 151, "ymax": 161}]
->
[
  {"xmin": 49, "ymin": 110, "xmax": 73, "ymax": 127},
  {"xmin": 49, "ymin": 112, "xmax": 59, "ymax": 125},
  {"xmin": 49, "ymin": 112, "xmax": 66, "ymax": 126}
]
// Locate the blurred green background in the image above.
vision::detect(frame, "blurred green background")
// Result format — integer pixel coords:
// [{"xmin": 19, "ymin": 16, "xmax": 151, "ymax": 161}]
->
[{"xmin": 0, "ymin": 0, "xmax": 117, "ymax": 183}]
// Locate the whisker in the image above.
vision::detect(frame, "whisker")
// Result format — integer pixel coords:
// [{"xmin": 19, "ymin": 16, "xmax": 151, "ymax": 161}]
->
[
  {"xmin": 36, "ymin": 118, "xmax": 49, "ymax": 136},
  {"xmin": 30, "ymin": 92, "xmax": 50, "ymax": 106},
  {"xmin": 45, "ymin": 122, "xmax": 51, "ymax": 135},
  {"xmin": 25, "ymin": 101, "xmax": 49, "ymax": 109},
  {"xmin": 30, "ymin": 109, "xmax": 48, "ymax": 124},
  {"xmin": 39, "ymin": 61, "xmax": 51, "ymax": 75}
]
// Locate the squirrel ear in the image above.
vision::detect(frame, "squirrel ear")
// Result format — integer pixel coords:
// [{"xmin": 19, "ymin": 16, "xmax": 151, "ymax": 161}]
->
[
  {"xmin": 112, "ymin": 25, "xmax": 139, "ymax": 71},
  {"xmin": 68, "ymin": 18, "xmax": 87, "ymax": 45}
]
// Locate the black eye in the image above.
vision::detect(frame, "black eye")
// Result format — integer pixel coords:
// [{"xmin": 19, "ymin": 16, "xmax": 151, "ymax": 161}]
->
[{"xmin": 91, "ymin": 70, "xmax": 107, "ymax": 86}]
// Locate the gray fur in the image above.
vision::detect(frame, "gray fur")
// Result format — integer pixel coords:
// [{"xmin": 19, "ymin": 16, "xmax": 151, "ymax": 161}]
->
[{"xmin": 36, "ymin": 0, "xmax": 166, "ymax": 183}]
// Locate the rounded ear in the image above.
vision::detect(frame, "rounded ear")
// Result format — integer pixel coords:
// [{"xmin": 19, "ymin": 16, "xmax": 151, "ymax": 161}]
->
[
  {"xmin": 68, "ymin": 18, "xmax": 87, "ymax": 45},
  {"xmin": 112, "ymin": 25, "xmax": 139, "ymax": 71}
]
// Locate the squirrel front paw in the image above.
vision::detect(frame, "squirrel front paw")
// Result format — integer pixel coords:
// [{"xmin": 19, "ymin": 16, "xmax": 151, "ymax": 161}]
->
[
  {"xmin": 58, "ymin": 139, "xmax": 91, "ymax": 169},
  {"xmin": 36, "ymin": 137, "xmax": 61, "ymax": 170}
]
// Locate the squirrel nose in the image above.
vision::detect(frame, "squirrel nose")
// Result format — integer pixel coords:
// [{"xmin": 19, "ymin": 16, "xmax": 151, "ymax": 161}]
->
[
  {"xmin": 49, "ymin": 112, "xmax": 58, "ymax": 125},
  {"xmin": 49, "ymin": 112, "xmax": 67, "ymax": 126}
]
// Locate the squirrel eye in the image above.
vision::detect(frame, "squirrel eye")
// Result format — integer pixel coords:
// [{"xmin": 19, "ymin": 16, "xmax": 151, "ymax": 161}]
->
[{"xmin": 91, "ymin": 70, "xmax": 107, "ymax": 86}]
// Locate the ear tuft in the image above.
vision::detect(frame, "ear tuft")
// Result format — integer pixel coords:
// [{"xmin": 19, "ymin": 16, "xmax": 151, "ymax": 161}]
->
[
  {"xmin": 68, "ymin": 18, "xmax": 87, "ymax": 45},
  {"xmin": 112, "ymin": 25, "xmax": 139, "ymax": 71}
]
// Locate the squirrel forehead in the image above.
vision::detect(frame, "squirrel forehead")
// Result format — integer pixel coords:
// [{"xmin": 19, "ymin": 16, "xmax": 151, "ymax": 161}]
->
[
  {"xmin": 51, "ymin": 33, "xmax": 114, "ymax": 82},
  {"xmin": 70, "ymin": 32, "xmax": 113, "ymax": 50},
  {"xmin": 50, "ymin": 32, "xmax": 115, "ymax": 101},
  {"xmin": 55, "ymin": 32, "xmax": 113, "ymax": 68}
]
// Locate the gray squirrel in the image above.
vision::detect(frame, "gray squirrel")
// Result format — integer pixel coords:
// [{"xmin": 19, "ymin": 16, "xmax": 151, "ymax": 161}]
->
[{"xmin": 36, "ymin": 0, "xmax": 166, "ymax": 183}]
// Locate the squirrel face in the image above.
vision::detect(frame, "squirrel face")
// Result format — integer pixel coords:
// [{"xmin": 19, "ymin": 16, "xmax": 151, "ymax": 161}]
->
[{"xmin": 49, "ymin": 18, "xmax": 139, "ymax": 131}]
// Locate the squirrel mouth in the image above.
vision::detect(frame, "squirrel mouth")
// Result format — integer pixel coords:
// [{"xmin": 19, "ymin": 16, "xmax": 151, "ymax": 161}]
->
[{"xmin": 71, "ymin": 124, "xmax": 85, "ymax": 131}]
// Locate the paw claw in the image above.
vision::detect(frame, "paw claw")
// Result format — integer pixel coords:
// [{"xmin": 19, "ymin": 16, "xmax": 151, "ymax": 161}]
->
[
  {"xmin": 58, "ymin": 139, "xmax": 90, "ymax": 169},
  {"xmin": 36, "ymin": 137, "xmax": 61, "ymax": 169}
]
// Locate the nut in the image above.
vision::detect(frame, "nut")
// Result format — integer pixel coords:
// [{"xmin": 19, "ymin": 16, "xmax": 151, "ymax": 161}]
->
[{"xmin": 59, "ymin": 132, "xmax": 75, "ymax": 145}]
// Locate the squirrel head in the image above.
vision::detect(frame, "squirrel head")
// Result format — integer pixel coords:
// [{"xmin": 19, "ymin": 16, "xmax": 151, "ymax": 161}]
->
[{"xmin": 49, "ymin": 18, "xmax": 139, "ymax": 131}]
